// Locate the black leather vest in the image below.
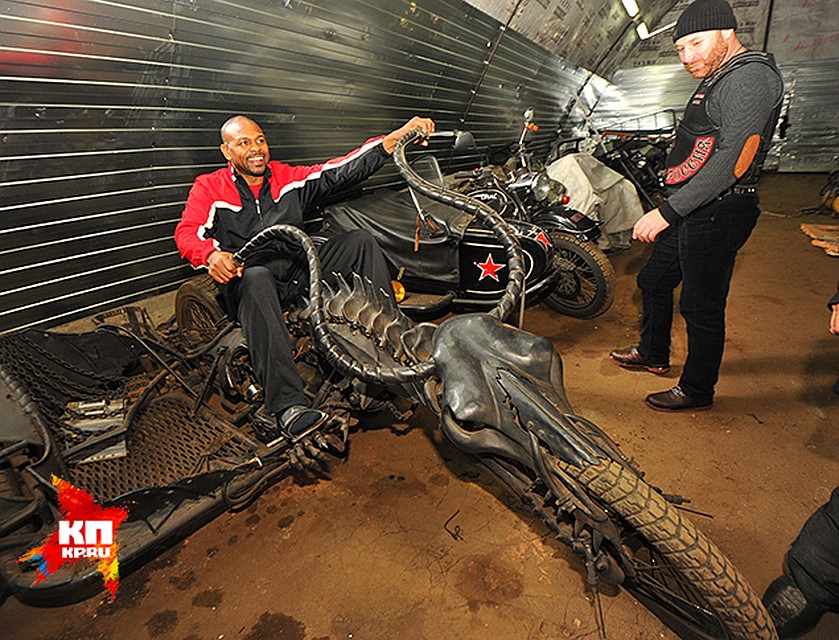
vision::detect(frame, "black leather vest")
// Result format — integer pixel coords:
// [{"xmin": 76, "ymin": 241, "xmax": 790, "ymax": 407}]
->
[{"xmin": 665, "ymin": 51, "xmax": 783, "ymax": 189}]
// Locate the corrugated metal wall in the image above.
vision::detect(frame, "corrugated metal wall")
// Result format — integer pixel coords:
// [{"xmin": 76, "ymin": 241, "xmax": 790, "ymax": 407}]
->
[
  {"xmin": 5, "ymin": 0, "xmax": 834, "ymax": 334},
  {"xmin": 586, "ymin": 0, "xmax": 839, "ymax": 173},
  {"xmin": 0, "ymin": 0, "xmax": 591, "ymax": 334},
  {"xmin": 588, "ymin": 60, "xmax": 839, "ymax": 173},
  {"xmin": 774, "ymin": 60, "xmax": 839, "ymax": 172}
]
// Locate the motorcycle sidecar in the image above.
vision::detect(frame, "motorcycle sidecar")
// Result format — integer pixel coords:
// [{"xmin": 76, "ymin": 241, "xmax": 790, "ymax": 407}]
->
[{"xmin": 321, "ymin": 188, "xmax": 558, "ymax": 320}]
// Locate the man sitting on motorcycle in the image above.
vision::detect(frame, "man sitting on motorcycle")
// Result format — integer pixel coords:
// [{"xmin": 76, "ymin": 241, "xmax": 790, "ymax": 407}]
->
[{"xmin": 175, "ymin": 114, "xmax": 435, "ymax": 445}]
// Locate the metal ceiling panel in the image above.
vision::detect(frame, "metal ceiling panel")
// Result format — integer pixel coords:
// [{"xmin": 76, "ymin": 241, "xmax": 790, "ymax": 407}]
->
[
  {"xmin": 622, "ymin": 0, "xmax": 772, "ymax": 68},
  {"xmin": 464, "ymin": 0, "xmax": 677, "ymax": 77}
]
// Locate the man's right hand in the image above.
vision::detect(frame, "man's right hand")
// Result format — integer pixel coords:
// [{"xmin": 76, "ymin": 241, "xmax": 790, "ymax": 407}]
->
[
  {"xmin": 381, "ymin": 116, "xmax": 436, "ymax": 154},
  {"xmin": 632, "ymin": 208, "xmax": 670, "ymax": 243},
  {"xmin": 831, "ymin": 303, "xmax": 839, "ymax": 336},
  {"xmin": 207, "ymin": 250, "xmax": 242, "ymax": 284}
]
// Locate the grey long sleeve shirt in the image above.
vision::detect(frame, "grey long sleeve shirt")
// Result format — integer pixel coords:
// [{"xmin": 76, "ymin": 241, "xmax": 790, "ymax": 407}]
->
[{"xmin": 659, "ymin": 60, "xmax": 784, "ymax": 224}]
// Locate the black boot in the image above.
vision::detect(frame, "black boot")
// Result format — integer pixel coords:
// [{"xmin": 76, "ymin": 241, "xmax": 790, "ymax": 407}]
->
[{"xmin": 762, "ymin": 573, "xmax": 826, "ymax": 638}]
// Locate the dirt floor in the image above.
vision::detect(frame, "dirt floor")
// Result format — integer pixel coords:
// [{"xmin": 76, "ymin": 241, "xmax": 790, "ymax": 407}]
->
[{"xmin": 2, "ymin": 172, "xmax": 837, "ymax": 639}]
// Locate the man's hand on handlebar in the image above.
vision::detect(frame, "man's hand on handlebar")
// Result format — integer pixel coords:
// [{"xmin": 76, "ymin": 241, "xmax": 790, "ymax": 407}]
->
[
  {"xmin": 207, "ymin": 250, "xmax": 243, "ymax": 284},
  {"xmin": 382, "ymin": 116, "xmax": 436, "ymax": 154}
]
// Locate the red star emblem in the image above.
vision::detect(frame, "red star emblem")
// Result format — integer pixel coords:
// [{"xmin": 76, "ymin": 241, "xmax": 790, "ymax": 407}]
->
[
  {"xmin": 476, "ymin": 253, "xmax": 505, "ymax": 281},
  {"xmin": 534, "ymin": 231, "xmax": 551, "ymax": 249}
]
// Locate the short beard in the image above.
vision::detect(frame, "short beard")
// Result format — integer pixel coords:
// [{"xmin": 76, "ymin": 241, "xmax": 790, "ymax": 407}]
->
[
  {"xmin": 689, "ymin": 32, "xmax": 729, "ymax": 78},
  {"xmin": 706, "ymin": 32, "xmax": 728, "ymax": 73}
]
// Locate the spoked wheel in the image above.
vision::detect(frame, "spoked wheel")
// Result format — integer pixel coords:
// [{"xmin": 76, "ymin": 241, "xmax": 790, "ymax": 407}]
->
[
  {"xmin": 175, "ymin": 275, "xmax": 227, "ymax": 344},
  {"xmin": 572, "ymin": 459, "xmax": 776, "ymax": 639},
  {"xmin": 545, "ymin": 234, "xmax": 615, "ymax": 319},
  {"xmin": 482, "ymin": 455, "xmax": 776, "ymax": 640}
]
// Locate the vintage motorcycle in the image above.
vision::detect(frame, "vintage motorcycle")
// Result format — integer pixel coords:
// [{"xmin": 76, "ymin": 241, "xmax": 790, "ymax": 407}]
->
[
  {"xmin": 449, "ymin": 108, "xmax": 616, "ymax": 319},
  {"xmin": 319, "ymin": 133, "xmax": 558, "ymax": 322},
  {"xmin": 596, "ymin": 132, "xmax": 671, "ymax": 211},
  {"xmin": 555, "ymin": 112, "xmax": 674, "ymax": 212},
  {"xmin": 0, "ymin": 129, "xmax": 776, "ymax": 639}
]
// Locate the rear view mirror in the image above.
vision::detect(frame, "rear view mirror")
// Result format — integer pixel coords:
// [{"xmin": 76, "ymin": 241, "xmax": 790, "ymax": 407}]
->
[
  {"xmin": 426, "ymin": 129, "xmax": 475, "ymax": 153},
  {"xmin": 453, "ymin": 130, "xmax": 475, "ymax": 152}
]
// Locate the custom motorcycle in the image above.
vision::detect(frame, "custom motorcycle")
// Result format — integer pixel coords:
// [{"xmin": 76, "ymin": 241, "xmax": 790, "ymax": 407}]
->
[
  {"xmin": 0, "ymin": 129, "xmax": 776, "ymax": 639},
  {"xmin": 449, "ymin": 109, "xmax": 616, "ymax": 319}
]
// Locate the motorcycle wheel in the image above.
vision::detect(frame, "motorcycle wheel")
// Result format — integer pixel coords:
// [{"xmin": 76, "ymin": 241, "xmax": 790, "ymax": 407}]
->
[
  {"xmin": 545, "ymin": 234, "xmax": 615, "ymax": 319},
  {"xmin": 175, "ymin": 274, "xmax": 227, "ymax": 344},
  {"xmin": 484, "ymin": 455, "xmax": 776, "ymax": 640}
]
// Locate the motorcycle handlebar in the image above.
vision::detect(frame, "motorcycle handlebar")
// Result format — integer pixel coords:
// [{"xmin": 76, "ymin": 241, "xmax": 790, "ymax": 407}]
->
[
  {"xmin": 233, "ymin": 225, "xmax": 436, "ymax": 385},
  {"xmin": 394, "ymin": 127, "xmax": 525, "ymax": 322},
  {"xmin": 229, "ymin": 127, "xmax": 525, "ymax": 387}
]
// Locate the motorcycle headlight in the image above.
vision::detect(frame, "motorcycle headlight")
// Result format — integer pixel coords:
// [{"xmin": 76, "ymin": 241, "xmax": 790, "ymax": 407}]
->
[{"xmin": 532, "ymin": 173, "xmax": 566, "ymax": 203}]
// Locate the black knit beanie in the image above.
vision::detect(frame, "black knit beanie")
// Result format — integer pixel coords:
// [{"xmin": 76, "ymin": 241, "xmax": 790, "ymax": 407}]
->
[{"xmin": 673, "ymin": 0, "xmax": 737, "ymax": 41}]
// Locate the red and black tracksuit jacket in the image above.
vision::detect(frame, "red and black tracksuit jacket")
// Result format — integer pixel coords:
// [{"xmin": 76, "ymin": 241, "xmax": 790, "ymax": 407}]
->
[{"xmin": 175, "ymin": 136, "xmax": 389, "ymax": 268}]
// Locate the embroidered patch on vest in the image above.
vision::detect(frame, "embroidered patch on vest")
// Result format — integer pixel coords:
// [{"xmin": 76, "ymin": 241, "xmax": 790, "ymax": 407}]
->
[{"xmin": 665, "ymin": 136, "xmax": 714, "ymax": 185}]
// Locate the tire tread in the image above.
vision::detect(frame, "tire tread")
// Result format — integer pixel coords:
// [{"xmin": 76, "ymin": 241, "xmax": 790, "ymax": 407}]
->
[{"xmin": 566, "ymin": 459, "xmax": 777, "ymax": 639}]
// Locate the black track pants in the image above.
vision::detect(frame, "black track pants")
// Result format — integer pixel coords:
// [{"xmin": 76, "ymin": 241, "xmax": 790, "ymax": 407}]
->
[{"xmin": 220, "ymin": 229, "xmax": 392, "ymax": 416}]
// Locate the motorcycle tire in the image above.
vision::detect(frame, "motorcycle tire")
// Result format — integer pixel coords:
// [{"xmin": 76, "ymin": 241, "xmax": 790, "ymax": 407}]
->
[
  {"xmin": 175, "ymin": 274, "xmax": 227, "ymax": 344},
  {"xmin": 545, "ymin": 234, "xmax": 615, "ymax": 319},
  {"xmin": 485, "ymin": 455, "xmax": 776, "ymax": 639},
  {"xmin": 569, "ymin": 458, "xmax": 776, "ymax": 639}
]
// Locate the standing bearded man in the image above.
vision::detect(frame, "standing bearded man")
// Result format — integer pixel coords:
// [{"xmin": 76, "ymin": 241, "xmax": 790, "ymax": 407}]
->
[{"xmin": 609, "ymin": 0, "xmax": 784, "ymax": 411}]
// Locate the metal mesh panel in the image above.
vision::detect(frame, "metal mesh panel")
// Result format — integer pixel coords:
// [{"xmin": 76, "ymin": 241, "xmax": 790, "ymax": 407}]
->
[
  {"xmin": 0, "ymin": 331, "xmax": 133, "ymax": 449},
  {"xmin": 70, "ymin": 395, "xmax": 253, "ymax": 502}
]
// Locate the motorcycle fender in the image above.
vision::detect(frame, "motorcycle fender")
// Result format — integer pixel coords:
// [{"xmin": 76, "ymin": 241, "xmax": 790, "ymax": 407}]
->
[
  {"xmin": 530, "ymin": 207, "xmax": 601, "ymax": 242},
  {"xmin": 432, "ymin": 315, "xmax": 606, "ymax": 467}
]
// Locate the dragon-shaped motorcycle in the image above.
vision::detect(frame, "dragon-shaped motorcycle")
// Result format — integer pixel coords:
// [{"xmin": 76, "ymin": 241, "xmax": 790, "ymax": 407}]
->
[{"xmin": 0, "ymin": 130, "xmax": 775, "ymax": 639}]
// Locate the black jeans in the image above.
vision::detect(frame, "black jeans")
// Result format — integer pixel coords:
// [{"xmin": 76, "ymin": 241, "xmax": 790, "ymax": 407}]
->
[
  {"xmin": 220, "ymin": 229, "xmax": 392, "ymax": 416},
  {"xmin": 788, "ymin": 487, "xmax": 839, "ymax": 611},
  {"xmin": 636, "ymin": 194, "xmax": 760, "ymax": 398}
]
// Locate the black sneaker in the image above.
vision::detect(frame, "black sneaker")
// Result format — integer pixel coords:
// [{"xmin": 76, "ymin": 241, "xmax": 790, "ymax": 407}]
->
[
  {"xmin": 762, "ymin": 573, "xmax": 826, "ymax": 638},
  {"xmin": 279, "ymin": 405, "xmax": 330, "ymax": 442},
  {"xmin": 251, "ymin": 410, "xmax": 282, "ymax": 446}
]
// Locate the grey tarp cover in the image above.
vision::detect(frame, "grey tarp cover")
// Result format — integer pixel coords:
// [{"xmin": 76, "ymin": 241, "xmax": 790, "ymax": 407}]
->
[
  {"xmin": 322, "ymin": 189, "xmax": 473, "ymax": 285},
  {"xmin": 546, "ymin": 153, "xmax": 644, "ymax": 250}
]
